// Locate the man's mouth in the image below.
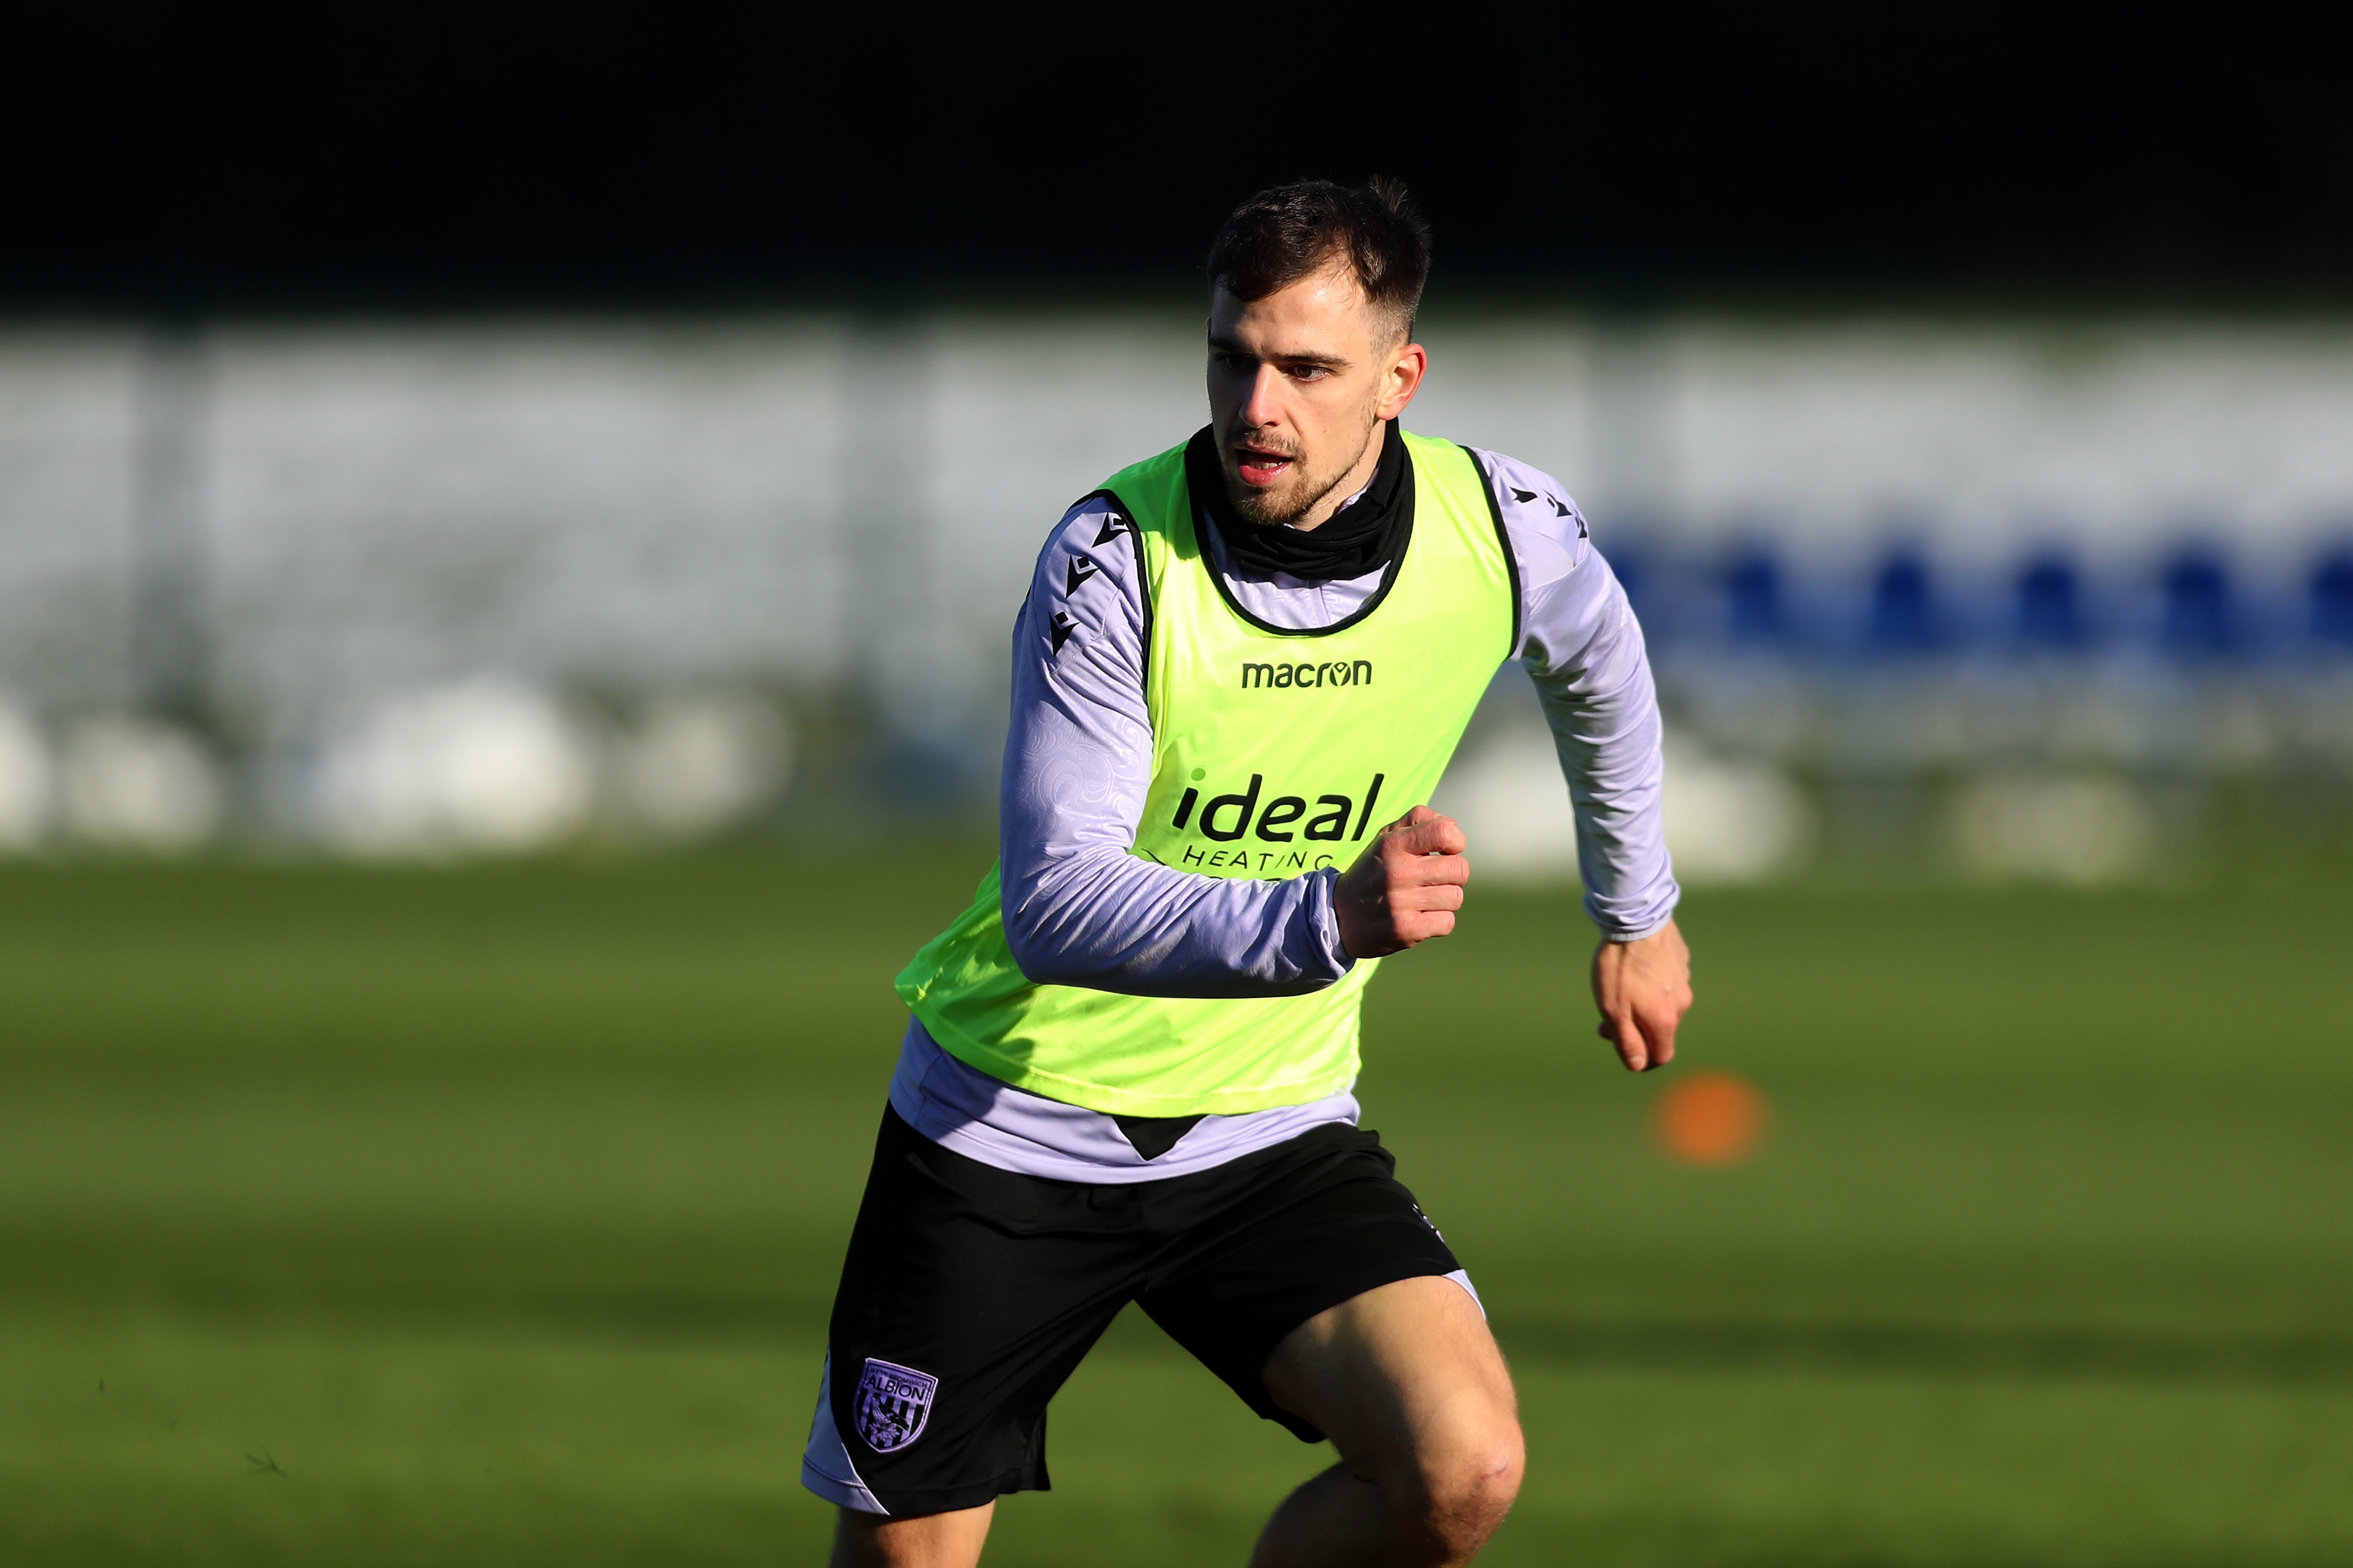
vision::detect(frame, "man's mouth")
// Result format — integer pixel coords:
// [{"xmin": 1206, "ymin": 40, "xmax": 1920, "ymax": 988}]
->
[{"xmin": 1234, "ymin": 445, "xmax": 1295, "ymax": 487}]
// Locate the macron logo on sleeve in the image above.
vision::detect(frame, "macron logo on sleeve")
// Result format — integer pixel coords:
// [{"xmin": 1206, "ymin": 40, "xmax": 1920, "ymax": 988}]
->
[
  {"xmin": 1044, "ymin": 507, "xmax": 1129, "ymax": 658},
  {"xmin": 1511, "ymin": 485, "xmax": 1587, "ymax": 537}
]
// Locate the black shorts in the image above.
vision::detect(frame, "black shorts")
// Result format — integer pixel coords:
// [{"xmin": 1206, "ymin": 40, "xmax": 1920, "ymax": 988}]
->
[{"xmin": 800, "ymin": 1105, "xmax": 1464, "ymax": 1519}]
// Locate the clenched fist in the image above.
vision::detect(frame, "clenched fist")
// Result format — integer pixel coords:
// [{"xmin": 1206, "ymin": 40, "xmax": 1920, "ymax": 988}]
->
[{"xmin": 1335, "ymin": 805, "xmax": 1469, "ymax": 960}]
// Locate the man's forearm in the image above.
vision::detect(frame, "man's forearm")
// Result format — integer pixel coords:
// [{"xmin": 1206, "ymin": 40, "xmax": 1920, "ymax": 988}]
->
[{"xmin": 1004, "ymin": 845, "xmax": 1351, "ymax": 996}]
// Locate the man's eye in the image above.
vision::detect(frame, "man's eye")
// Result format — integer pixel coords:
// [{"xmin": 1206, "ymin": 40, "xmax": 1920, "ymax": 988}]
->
[
  {"xmin": 1214, "ymin": 352, "xmax": 1254, "ymax": 371},
  {"xmin": 1288, "ymin": 364, "xmax": 1329, "ymax": 381}
]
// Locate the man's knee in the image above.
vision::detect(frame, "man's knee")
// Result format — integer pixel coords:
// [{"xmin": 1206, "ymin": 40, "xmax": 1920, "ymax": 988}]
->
[
  {"xmin": 1380, "ymin": 1401, "xmax": 1525, "ymax": 1561},
  {"xmin": 1269, "ymin": 1274, "xmax": 1526, "ymax": 1560},
  {"xmin": 830, "ymin": 1500, "xmax": 993, "ymax": 1568}
]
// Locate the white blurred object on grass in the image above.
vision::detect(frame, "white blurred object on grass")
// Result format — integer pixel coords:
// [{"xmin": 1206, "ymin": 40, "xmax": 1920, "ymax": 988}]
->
[
  {"xmin": 1952, "ymin": 771, "xmax": 2155, "ymax": 886},
  {"xmin": 0, "ymin": 701, "xmax": 53, "ymax": 848},
  {"xmin": 1436, "ymin": 727, "xmax": 1581, "ymax": 883},
  {"xmin": 315, "ymin": 679, "xmax": 593, "ymax": 856},
  {"xmin": 60, "ymin": 717, "xmax": 222, "ymax": 851},
  {"xmin": 613, "ymin": 694, "xmax": 790, "ymax": 838},
  {"xmin": 1439, "ymin": 724, "xmax": 1813, "ymax": 886},
  {"xmin": 1659, "ymin": 734, "xmax": 1816, "ymax": 885}
]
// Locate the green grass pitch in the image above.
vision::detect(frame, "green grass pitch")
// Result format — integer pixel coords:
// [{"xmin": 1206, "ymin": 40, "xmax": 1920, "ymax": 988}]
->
[{"xmin": 1, "ymin": 852, "xmax": 2348, "ymax": 1565}]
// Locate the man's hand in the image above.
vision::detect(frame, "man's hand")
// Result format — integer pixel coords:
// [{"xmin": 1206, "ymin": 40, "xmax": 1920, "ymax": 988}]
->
[
  {"xmin": 1590, "ymin": 921, "xmax": 1692, "ymax": 1072},
  {"xmin": 1336, "ymin": 806, "xmax": 1469, "ymax": 960}
]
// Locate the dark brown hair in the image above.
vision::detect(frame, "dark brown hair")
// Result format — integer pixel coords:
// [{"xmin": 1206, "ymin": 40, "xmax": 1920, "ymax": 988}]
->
[{"xmin": 1206, "ymin": 176, "xmax": 1432, "ymax": 342}]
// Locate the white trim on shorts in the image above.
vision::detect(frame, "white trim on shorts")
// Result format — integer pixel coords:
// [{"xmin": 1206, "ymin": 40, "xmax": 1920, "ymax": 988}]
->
[{"xmin": 800, "ymin": 1353, "xmax": 890, "ymax": 1515}]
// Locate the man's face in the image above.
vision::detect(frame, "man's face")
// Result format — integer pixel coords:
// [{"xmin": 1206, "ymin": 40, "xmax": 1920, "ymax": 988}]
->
[{"xmin": 1206, "ymin": 261, "xmax": 1425, "ymax": 529}]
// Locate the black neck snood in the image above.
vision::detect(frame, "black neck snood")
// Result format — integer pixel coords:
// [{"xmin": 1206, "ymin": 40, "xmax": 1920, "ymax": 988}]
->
[{"xmin": 1186, "ymin": 419, "xmax": 1412, "ymax": 584}]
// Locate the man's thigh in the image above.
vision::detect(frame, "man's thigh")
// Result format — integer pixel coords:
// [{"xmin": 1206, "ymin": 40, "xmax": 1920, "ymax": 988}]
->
[
  {"xmin": 1259, "ymin": 1274, "xmax": 1521, "ymax": 1492},
  {"xmin": 1134, "ymin": 1124, "xmax": 1465, "ymax": 1439}
]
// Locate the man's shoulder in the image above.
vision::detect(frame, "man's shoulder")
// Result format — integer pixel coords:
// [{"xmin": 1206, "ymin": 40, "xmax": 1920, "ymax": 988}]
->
[
  {"xmin": 1452, "ymin": 445, "xmax": 1582, "ymax": 522},
  {"xmin": 1452, "ymin": 445, "xmax": 1592, "ymax": 589},
  {"xmin": 1024, "ymin": 493, "xmax": 1147, "ymax": 658},
  {"xmin": 1039, "ymin": 492, "xmax": 1145, "ymax": 578}
]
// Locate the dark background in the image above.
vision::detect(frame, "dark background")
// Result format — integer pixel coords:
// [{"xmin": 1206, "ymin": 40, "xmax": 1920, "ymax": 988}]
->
[{"xmin": 7, "ymin": 8, "xmax": 2349, "ymax": 307}]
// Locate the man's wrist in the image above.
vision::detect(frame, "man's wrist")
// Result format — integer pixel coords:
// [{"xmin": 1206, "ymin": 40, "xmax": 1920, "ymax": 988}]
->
[{"xmin": 1308, "ymin": 867, "xmax": 1358, "ymax": 973}]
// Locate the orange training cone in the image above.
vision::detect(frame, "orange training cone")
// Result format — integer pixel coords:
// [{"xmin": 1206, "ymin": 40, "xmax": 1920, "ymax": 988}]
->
[{"xmin": 1653, "ymin": 1070, "xmax": 1767, "ymax": 1166}]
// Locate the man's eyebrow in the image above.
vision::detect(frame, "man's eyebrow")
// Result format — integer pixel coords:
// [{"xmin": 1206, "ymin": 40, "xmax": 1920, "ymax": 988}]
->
[{"xmin": 1205, "ymin": 334, "xmax": 1351, "ymax": 368}]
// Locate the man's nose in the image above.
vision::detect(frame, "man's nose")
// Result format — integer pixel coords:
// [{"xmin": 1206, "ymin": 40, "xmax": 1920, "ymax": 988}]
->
[{"xmin": 1241, "ymin": 364, "xmax": 1287, "ymax": 429}]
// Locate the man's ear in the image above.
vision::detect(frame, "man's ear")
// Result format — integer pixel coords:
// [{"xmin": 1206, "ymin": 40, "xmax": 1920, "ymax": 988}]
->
[{"xmin": 1377, "ymin": 341, "xmax": 1428, "ymax": 421}]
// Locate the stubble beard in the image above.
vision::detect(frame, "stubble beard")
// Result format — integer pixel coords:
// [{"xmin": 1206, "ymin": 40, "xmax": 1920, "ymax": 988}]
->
[{"xmin": 1221, "ymin": 415, "xmax": 1380, "ymax": 529}]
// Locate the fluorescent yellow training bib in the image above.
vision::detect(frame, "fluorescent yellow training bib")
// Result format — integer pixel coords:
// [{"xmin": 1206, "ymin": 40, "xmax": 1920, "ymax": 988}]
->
[{"xmin": 895, "ymin": 428, "xmax": 1517, "ymax": 1116}]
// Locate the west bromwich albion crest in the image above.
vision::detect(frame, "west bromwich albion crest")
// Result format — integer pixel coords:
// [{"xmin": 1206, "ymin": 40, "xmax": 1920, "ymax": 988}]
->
[{"xmin": 852, "ymin": 1357, "xmax": 938, "ymax": 1453}]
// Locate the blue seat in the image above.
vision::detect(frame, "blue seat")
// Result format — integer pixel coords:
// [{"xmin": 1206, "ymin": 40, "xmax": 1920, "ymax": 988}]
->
[
  {"xmin": 2312, "ymin": 553, "xmax": 2353, "ymax": 648},
  {"xmin": 2015, "ymin": 554, "xmax": 2084, "ymax": 650},
  {"xmin": 1726, "ymin": 551, "xmax": 1782, "ymax": 644},
  {"xmin": 2160, "ymin": 551, "xmax": 2233, "ymax": 656},
  {"xmin": 1868, "ymin": 554, "xmax": 1935, "ymax": 654}
]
